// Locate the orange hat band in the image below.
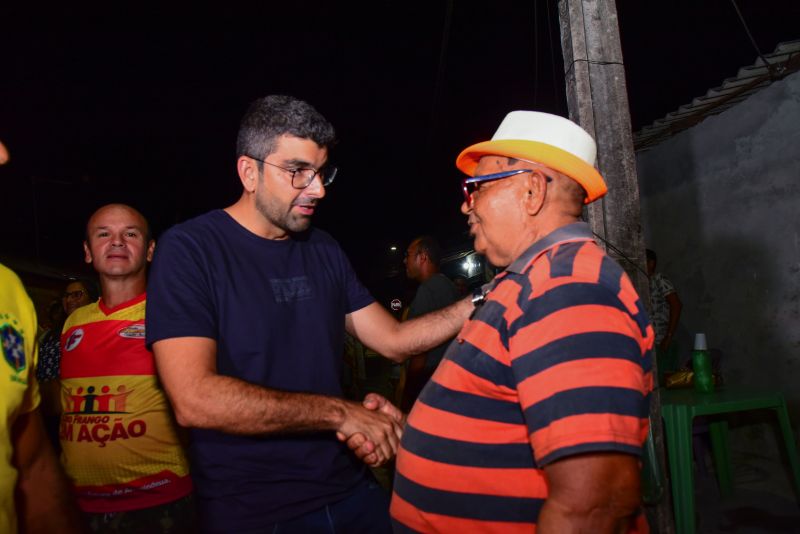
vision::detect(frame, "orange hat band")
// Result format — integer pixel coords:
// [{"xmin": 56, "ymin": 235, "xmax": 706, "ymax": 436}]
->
[{"xmin": 456, "ymin": 139, "xmax": 607, "ymax": 204}]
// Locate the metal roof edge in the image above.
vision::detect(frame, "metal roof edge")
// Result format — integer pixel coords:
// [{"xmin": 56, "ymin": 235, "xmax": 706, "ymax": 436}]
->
[{"xmin": 633, "ymin": 39, "xmax": 800, "ymax": 152}]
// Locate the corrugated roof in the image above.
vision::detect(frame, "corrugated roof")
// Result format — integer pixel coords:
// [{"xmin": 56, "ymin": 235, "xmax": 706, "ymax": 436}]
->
[{"xmin": 633, "ymin": 39, "xmax": 800, "ymax": 151}]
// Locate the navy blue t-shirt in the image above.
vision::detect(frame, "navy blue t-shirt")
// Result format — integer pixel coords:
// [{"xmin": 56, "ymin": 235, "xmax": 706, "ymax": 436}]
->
[{"xmin": 146, "ymin": 210, "xmax": 375, "ymax": 530}]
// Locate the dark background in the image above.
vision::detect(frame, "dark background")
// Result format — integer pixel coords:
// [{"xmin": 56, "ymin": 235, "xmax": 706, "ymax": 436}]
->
[{"xmin": 2, "ymin": 0, "xmax": 798, "ymax": 282}]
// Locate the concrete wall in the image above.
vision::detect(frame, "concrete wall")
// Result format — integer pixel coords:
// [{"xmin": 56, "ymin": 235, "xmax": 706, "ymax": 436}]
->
[{"xmin": 636, "ymin": 71, "xmax": 800, "ymax": 436}]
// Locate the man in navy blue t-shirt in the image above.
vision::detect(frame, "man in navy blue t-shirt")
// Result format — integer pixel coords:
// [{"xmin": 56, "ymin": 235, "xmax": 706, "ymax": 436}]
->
[{"xmin": 146, "ymin": 95, "xmax": 473, "ymax": 533}]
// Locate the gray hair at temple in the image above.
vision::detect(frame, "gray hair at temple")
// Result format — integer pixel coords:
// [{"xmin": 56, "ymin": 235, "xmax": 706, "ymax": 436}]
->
[{"xmin": 236, "ymin": 95, "xmax": 337, "ymax": 166}]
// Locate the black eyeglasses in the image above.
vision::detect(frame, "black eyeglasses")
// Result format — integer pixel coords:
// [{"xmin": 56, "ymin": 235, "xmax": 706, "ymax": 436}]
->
[
  {"xmin": 462, "ymin": 169, "xmax": 532, "ymax": 207},
  {"xmin": 246, "ymin": 155, "xmax": 337, "ymax": 189},
  {"xmin": 63, "ymin": 290, "xmax": 85, "ymax": 300}
]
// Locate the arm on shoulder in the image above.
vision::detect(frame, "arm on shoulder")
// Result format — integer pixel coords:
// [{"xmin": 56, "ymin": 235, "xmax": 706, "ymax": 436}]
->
[
  {"xmin": 538, "ymin": 452, "xmax": 641, "ymax": 533},
  {"xmin": 346, "ymin": 297, "xmax": 473, "ymax": 362}
]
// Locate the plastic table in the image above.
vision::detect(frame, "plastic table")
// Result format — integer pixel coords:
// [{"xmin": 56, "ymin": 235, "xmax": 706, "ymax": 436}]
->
[{"xmin": 660, "ymin": 387, "xmax": 800, "ymax": 534}]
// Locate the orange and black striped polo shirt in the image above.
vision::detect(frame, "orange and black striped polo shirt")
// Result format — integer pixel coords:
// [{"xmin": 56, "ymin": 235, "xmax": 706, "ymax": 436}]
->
[{"xmin": 392, "ymin": 222, "xmax": 654, "ymax": 533}]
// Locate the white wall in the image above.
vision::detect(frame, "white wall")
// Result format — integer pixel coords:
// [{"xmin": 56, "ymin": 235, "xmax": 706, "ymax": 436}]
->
[{"xmin": 637, "ymin": 71, "xmax": 800, "ymax": 431}]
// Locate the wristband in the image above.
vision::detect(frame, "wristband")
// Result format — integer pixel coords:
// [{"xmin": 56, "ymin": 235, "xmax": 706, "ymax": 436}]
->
[{"xmin": 471, "ymin": 284, "xmax": 491, "ymax": 306}]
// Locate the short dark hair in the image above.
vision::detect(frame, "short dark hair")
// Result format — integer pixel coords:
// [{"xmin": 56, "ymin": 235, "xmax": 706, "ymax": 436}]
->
[
  {"xmin": 236, "ymin": 95, "xmax": 337, "ymax": 163},
  {"xmin": 646, "ymin": 249, "xmax": 657, "ymax": 263},
  {"xmin": 413, "ymin": 235, "xmax": 442, "ymax": 266}
]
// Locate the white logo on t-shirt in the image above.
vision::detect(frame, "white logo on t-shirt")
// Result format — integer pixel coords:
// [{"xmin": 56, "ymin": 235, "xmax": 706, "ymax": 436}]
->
[{"xmin": 64, "ymin": 328, "xmax": 85, "ymax": 351}]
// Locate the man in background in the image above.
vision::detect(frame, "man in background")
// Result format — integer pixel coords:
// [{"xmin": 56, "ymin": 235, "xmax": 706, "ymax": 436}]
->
[
  {"xmin": 60, "ymin": 204, "xmax": 193, "ymax": 532},
  {"xmin": 401, "ymin": 235, "xmax": 459, "ymax": 410},
  {"xmin": 646, "ymin": 248, "xmax": 683, "ymax": 383},
  {"xmin": 37, "ymin": 277, "xmax": 99, "ymax": 449},
  {"xmin": 646, "ymin": 248, "xmax": 682, "ymax": 354}
]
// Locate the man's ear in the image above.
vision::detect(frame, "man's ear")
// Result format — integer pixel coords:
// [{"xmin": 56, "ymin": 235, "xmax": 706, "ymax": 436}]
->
[
  {"xmin": 83, "ymin": 241, "xmax": 92, "ymax": 264},
  {"xmin": 146, "ymin": 240, "xmax": 156, "ymax": 263},
  {"xmin": 237, "ymin": 156, "xmax": 259, "ymax": 193},
  {"xmin": 523, "ymin": 171, "xmax": 548, "ymax": 215}
]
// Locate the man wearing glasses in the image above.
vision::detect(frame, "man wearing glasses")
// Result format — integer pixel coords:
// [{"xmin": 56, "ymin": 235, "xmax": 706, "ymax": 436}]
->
[
  {"xmin": 146, "ymin": 95, "xmax": 473, "ymax": 533},
  {"xmin": 391, "ymin": 111, "xmax": 653, "ymax": 533}
]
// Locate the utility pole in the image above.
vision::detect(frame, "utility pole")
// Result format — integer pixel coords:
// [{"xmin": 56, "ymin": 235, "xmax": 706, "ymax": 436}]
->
[{"xmin": 557, "ymin": 1, "xmax": 673, "ymax": 532}]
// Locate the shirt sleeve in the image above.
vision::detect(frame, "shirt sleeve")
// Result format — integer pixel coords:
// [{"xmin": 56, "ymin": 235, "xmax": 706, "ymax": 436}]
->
[
  {"xmin": 508, "ymin": 281, "xmax": 649, "ymax": 466},
  {"xmin": 655, "ymin": 273, "xmax": 676, "ymax": 297},
  {"xmin": 35, "ymin": 333, "xmax": 61, "ymax": 382},
  {"xmin": 336, "ymin": 240, "xmax": 374, "ymax": 315},
  {"xmin": 146, "ymin": 228, "xmax": 218, "ymax": 347}
]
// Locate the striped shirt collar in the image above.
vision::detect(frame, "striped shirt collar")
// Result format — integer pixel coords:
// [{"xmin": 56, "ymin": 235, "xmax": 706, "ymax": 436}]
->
[{"xmin": 506, "ymin": 221, "xmax": 594, "ymax": 274}]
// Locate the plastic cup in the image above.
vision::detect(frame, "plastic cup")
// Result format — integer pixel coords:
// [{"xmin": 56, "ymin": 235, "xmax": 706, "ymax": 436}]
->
[{"xmin": 694, "ymin": 333, "xmax": 708, "ymax": 351}]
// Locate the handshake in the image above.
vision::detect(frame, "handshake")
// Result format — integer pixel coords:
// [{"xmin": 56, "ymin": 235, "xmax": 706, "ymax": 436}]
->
[{"xmin": 335, "ymin": 393, "xmax": 406, "ymax": 467}]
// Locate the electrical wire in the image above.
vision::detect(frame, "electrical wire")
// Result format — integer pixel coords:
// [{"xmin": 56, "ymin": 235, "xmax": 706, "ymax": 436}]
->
[
  {"xmin": 544, "ymin": 0, "xmax": 561, "ymax": 114},
  {"xmin": 533, "ymin": 0, "xmax": 539, "ymax": 108},
  {"xmin": 564, "ymin": 58, "xmax": 624, "ymax": 78},
  {"xmin": 591, "ymin": 231, "xmax": 648, "ymax": 276},
  {"xmin": 729, "ymin": 0, "xmax": 775, "ymax": 76},
  {"xmin": 426, "ymin": 0, "xmax": 454, "ymax": 152}
]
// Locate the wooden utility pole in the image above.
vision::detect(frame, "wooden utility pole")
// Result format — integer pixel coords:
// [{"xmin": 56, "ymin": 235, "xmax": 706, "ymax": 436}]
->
[{"xmin": 557, "ymin": 1, "xmax": 673, "ymax": 532}]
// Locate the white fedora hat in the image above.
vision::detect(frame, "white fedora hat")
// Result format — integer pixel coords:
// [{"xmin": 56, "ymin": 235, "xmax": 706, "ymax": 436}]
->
[{"xmin": 455, "ymin": 111, "xmax": 607, "ymax": 203}]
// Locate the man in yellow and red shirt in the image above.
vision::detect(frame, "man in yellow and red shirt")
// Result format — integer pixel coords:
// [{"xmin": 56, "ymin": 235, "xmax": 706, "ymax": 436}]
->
[
  {"xmin": 60, "ymin": 204, "xmax": 193, "ymax": 533},
  {"xmin": 391, "ymin": 112, "xmax": 653, "ymax": 533}
]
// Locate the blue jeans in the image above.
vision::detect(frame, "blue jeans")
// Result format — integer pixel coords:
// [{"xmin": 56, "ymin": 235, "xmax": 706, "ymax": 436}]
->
[{"xmin": 268, "ymin": 478, "xmax": 391, "ymax": 534}]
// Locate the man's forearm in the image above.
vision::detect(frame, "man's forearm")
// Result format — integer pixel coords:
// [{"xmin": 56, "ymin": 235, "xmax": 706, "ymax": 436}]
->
[
  {"xmin": 153, "ymin": 336, "xmax": 403, "ymax": 464},
  {"xmin": 347, "ymin": 298, "xmax": 474, "ymax": 363},
  {"xmin": 386, "ymin": 297, "xmax": 472, "ymax": 360},
  {"xmin": 172, "ymin": 373, "xmax": 349, "ymax": 434},
  {"xmin": 538, "ymin": 453, "xmax": 641, "ymax": 533},
  {"xmin": 13, "ymin": 410, "xmax": 83, "ymax": 533},
  {"xmin": 537, "ymin": 500, "xmax": 636, "ymax": 533},
  {"xmin": 17, "ymin": 449, "xmax": 84, "ymax": 533}
]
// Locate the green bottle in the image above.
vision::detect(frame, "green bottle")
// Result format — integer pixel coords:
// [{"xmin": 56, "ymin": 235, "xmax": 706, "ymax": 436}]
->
[{"xmin": 692, "ymin": 349, "xmax": 714, "ymax": 393}]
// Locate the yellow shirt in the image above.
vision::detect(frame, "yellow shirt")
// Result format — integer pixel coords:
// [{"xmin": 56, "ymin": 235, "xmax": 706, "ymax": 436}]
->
[
  {"xmin": 0, "ymin": 264, "xmax": 40, "ymax": 533},
  {"xmin": 60, "ymin": 294, "xmax": 191, "ymax": 513}
]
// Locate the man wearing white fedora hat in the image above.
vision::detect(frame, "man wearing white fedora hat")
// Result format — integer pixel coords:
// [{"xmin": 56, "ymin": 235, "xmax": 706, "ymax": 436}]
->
[{"xmin": 391, "ymin": 111, "xmax": 654, "ymax": 532}]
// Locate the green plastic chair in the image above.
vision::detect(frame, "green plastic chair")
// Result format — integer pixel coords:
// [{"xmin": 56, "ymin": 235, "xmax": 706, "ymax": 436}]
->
[{"xmin": 660, "ymin": 388, "xmax": 800, "ymax": 534}]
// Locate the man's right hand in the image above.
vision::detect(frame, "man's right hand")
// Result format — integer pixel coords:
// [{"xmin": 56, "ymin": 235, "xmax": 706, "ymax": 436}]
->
[{"xmin": 336, "ymin": 398, "xmax": 403, "ymax": 467}]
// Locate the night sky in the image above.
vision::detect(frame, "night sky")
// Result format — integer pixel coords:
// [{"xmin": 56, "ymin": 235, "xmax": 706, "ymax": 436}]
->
[{"xmin": 2, "ymin": 0, "xmax": 798, "ymax": 282}]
